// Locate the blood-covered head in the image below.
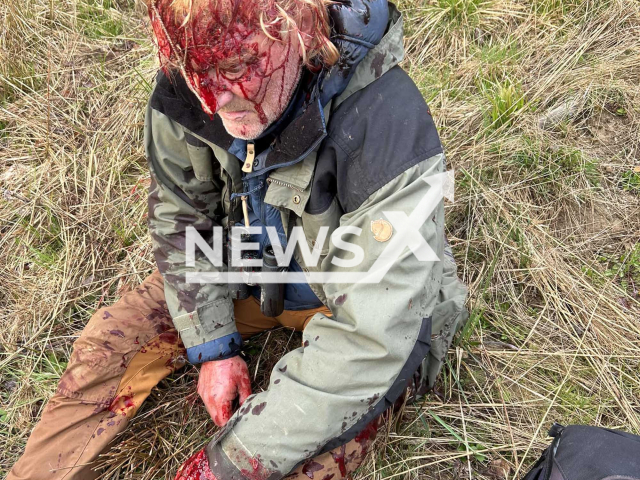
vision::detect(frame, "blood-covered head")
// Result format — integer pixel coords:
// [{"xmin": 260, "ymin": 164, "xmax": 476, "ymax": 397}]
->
[{"xmin": 147, "ymin": 0, "xmax": 338, "ymax": 139}]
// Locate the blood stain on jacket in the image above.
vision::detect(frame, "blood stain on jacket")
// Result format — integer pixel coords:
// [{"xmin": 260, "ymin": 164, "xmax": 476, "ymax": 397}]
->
[
  {"xmin": 366, "ymin": 393, "xmax": 379, "ymax": 406},
  {"xmin": 354, "ymin": 419, "xmax": 379, "ymax": 457},
  {"xmin": 155, "ymin": 321, "xmax": 173, "ymax": 334},
  {"xmin": 109, "ymin": 393, "xmax": 135, "ymax": 415},
  {"xmin": 147, "ymin": 305, "xmax": 170, "ymax": 322},
  {"xmin": 159, "ymin": 331, "xmax": 181, "ymax": 344},
  {"xmin": 251, "ymin": 402, "xmax": 267, "ymax": 415}
]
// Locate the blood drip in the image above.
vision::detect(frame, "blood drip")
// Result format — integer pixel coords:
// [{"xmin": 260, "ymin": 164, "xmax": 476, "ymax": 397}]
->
[
  {"xmin": 175, "ymin": 449, "xmax": 216, "ymax": 480},
  {"xmin": 330, "ymin": 444, "xmax": 347, "ymax": 477},
  {"xmin": 109, "ymin": 393, "xmax": 136, "ymax": 415},
  {"xmin": 353, "ymin": 418, "xmax": 379, "ymax": 458},
  {"xmin": 148, "ymin": 0, "xmax": 298, "ymax": 122}
]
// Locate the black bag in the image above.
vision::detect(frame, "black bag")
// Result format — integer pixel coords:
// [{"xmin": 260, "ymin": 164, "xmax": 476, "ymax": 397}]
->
[{"xmin": 523, "ymin": 423, "xmax": 640, "ymax": 480}]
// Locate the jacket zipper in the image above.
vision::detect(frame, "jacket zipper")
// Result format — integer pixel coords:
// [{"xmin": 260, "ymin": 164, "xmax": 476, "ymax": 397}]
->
[{"xmin": 266, "ymin": 177, "xmax": 305, "ymax": 193}]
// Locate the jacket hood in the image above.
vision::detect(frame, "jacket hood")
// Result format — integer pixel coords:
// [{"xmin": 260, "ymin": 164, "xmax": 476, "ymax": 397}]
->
[
  {"xmin": 318, "ymin": 0, "xmax": 389, "ymax": 105},
  {"xmin": 328, "ymin": 2, "xmax": 404, "ymax": 108}
]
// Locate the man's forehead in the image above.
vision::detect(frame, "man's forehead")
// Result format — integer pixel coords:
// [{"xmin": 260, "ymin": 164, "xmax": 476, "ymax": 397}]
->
[
  {"xmin": 169, "ymin": 0, "xmax": 260, "ymax": 27},
  {"xmin": 151, "ymin": 0, "xmax": 297, "ymax": 79}
]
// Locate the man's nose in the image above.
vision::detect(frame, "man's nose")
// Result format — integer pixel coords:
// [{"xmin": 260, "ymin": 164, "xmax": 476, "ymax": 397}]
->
[{"xmin": 215, "ymin": 91, "xmax": 234, "ymax": 111}]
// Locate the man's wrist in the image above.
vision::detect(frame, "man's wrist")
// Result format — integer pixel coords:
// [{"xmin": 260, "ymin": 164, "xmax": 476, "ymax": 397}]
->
[{"xmin": 186, "ymin": 332, "xmax": 243, "ymax": 364}]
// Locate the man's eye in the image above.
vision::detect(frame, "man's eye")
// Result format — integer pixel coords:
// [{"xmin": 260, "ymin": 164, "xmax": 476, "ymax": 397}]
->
[{"xmin": 221, "ymin": 64, "xmax": 247, "ymax": 79}]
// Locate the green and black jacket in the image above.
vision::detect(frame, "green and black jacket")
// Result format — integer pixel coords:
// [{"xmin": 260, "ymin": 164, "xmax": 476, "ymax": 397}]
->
[{"xmin": 145, "ymin": 3, "xmax": 468, "ymax": 478}]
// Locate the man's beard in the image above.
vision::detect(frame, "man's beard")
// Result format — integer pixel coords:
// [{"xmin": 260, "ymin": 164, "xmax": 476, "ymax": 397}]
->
[{"xmin": 218, "ymin": 59, "xmax": 303, "ymax": 140}]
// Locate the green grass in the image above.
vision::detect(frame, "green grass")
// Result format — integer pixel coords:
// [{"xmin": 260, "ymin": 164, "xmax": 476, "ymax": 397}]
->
[
  {"xmin": 78, "ymin": 0, "xmax": 125, "ymax": 38},
  {"xmin": 476, "ymin": 40, "xmax": 523, "ymax": 82},
  {"xmin": 598, "ymin": 244, "xmax": 640, "ymax": 294},
  {"xmin": 508, "ymin": 139, "xmax": 601, "ymax": 192},
  {"xmin": 483, "ymin": 78, "xmax": 526, "ymax": 129},
  {"xmin": 435, "ymin": 0, "xmax": 488, "ymax": 27},
  {"xmin": 0, "ymin": 60, "xmax": 42, "ymax": 104},
  {"xmin": 620, "ymin": 170, "xmax": 640, "ymax": 194}
]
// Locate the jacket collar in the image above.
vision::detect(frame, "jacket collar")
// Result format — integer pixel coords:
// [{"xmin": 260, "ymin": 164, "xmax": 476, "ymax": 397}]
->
[{"xmin": 150, "ymin": 70, "xmax": 327, "ymax": 172}]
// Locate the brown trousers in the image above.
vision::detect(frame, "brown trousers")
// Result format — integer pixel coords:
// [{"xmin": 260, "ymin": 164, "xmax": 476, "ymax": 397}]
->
[{"xmin": 8, "ymin": 271, "xmax": 378, "ymax": 480}]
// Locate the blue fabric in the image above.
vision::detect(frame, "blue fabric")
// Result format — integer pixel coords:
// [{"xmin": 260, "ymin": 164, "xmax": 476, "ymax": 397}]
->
[
  {"xmin": 186, "ymin": 332, "xmax": 243, "ymax": 364},
  {"xmin": 228, "ymin": 137, "xmax": 247, "ymax": 160},
  {"xmin": 319, "ymin": 0, "xmax": 389, "ymax": 106},
  {"xmin": 237, "ymin": 171, "xmax": 323, "ymax": 311}
]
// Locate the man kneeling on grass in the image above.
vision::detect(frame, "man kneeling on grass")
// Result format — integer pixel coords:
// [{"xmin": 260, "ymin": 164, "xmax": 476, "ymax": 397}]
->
[{"xmin": 9, "ymin": 0, "xmax": 468, "ymax": 478}]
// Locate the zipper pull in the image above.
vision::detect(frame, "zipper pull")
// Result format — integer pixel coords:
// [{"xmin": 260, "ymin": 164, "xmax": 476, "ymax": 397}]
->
[
  {"xmin": 240, "ymin": 195, "xmax": 250, "ymax": 228},
  {"xmin": 242, "ymin": 142, "xmax": 255, "ymax": 173}
]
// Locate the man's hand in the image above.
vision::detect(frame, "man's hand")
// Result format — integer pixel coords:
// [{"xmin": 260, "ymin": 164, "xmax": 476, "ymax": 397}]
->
[{"xmin": 198, "ymin": 356, "xmax": 252, "ymax": 427}]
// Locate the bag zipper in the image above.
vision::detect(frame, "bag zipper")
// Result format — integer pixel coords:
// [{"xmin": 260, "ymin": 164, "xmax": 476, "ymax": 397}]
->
[{"xmin": 542, "ymin": 424, "xmax": 565, "ymax": 479}]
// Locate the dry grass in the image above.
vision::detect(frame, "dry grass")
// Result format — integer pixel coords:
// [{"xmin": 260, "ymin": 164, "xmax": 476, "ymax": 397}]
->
[{"xmin": 1, "ymin": 0, "xmax": 639, "ymax": 478}]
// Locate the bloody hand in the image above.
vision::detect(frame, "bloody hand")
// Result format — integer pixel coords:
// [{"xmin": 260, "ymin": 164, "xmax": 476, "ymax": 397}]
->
[{"xmin": 198, "ymin": 356, "xmax": 252, "ymax": 427}]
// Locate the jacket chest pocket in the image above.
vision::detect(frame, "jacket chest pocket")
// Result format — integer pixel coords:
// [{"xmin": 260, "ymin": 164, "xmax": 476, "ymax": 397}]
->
[
  {"xmin": 183, "ymin": 132, "xmax": 226, "ymax": 220},
  {"xmin": 186, "ymin": 143, "xmax": 216, "ymax": 182},
  {"xmin": 292, "ymin": 197, "xmax": 342, "ymax": 305},
  {"xmin": 299, "ymin": 196, "xmax": 342, "ymax": 258}
]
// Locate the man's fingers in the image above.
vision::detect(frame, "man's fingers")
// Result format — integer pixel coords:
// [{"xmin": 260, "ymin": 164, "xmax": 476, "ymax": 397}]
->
[
  {"xmin": 212, "ymin": 413, "xmax": 226, "ymax": 427},
  {"xmin": 217, "ymin": 400, "xmax": 233, "ymax": 426},
  {"xmin": 203, "ymin": 400, "xmax": 221, "ymax": 426},
  {"xmin": 196, "ymin": 358, "xmax": 251, "ymax": 426},
  {"xmin": 207, "ymin": 398, "xmax": 227, "ymax": 427},
  {"xmin": 238, "ymin": 379, "xmax": 252, "ymax": 404}
]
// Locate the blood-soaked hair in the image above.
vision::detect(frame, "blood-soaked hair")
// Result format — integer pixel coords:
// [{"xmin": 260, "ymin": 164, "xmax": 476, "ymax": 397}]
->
[
  {"xmin": 147, "ymin": 0, "xmax": 339, "ymax": 117},
  {"xmin": 147, "ymin": 0, "xmax": 338, "ymax": 72}
]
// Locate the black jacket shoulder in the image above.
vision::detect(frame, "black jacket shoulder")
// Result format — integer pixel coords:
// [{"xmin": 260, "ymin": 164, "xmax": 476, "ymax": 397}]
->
[{"xmin": 310, "ymin": 66, "xmax": 443, "ymax": 214}]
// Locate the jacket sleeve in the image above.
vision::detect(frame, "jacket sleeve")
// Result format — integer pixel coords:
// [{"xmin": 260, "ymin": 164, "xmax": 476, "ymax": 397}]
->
[
  {"xmin": 145, "ymin": 103, "xmax": 241, "ymax": 364},
  {"xmin": 205, "ymin": 152, "xmax": 446, "ymax": 479}
]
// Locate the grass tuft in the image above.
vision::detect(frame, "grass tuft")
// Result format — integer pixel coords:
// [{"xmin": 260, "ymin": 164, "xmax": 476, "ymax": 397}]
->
[
  {"xmin": 78, "ymin": 0, "xmax": 126, "ymax": 38},
  {"xmin": 435, "ymin": 0, "xmax": 488, "ymax": 27},
  {"xmin": 483, "ymin": 78, "xmax": 526, "ymax": 129}
]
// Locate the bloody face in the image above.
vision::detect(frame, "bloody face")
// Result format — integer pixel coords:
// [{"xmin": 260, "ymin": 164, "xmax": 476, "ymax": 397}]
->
[{"xmin": 149, "ymin": 0, "xmax": 304, "ymax": 139}]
